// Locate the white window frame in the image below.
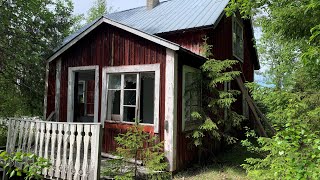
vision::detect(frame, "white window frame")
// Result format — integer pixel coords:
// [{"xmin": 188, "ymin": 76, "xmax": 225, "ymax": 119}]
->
[
  {"xmin": 67, "ymin": 66, "xmax": 99, "ymax": 123},
  {"xmin": 101, "ymin": 64, "xmax": 160, "ymax": 133},
  {"xmin": 232, "ymin": 16, "xmax": 244, "ymax": 62},
  {"xmin": 182, "ymin": 65, "xmax": 202, "ymax": 132}
]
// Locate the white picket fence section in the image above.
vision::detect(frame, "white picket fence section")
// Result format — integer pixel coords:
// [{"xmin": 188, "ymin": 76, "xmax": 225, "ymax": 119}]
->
[{"xmin": 6, "ymin": 118, "xmax": 101, "ymax": 180}]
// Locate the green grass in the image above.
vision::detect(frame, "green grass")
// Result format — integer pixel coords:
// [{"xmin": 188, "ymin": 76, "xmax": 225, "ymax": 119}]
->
[{"xmin": 174, "ymin": 145, "xmax": 256, "ymax": 180}]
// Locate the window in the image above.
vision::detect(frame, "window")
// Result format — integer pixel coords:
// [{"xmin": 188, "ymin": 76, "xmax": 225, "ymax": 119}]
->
[
  {"xmin": 103, "ymin": 64, "xmax": 160, "ymax": 129},
  {"xmin": 182, "ymin": 66, "xmax": 202, "ymax": 131},
  {"xmin": 233, "ymin": 17, "xmax": 244, "ymax": 61}
]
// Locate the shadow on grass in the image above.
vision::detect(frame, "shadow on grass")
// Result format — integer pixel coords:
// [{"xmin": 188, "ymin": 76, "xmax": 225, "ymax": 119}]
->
[{"xmin": 174, "ymin": 144, "xmax": 259, "ymax": 180}]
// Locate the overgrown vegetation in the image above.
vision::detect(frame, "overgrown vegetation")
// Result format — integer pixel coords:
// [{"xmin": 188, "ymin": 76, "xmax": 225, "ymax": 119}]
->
[
  {"xmin": 225, "ymin": 0, "xmax": 320, "ymax": 179},
  {"xmin": 0, "ymin": 0, "xmax": 78, "ymax": 117},
  {"xmin": 174, "ymin": 144, "xmax": 255, "ymax": 180},
  {"xmin": 187, "ymin": 37, "xmax": 245, "ymax": 163},
  {"xmin": 102, "ymin": 122, "xmax": 170, "ymax": 180},
  {"xmin": 0, "ymin": 124, "xmax": 7, "ymax": 147},
  {"xmin": 0, "ymin": 151, "xmax": 51, "ymax": 180}
]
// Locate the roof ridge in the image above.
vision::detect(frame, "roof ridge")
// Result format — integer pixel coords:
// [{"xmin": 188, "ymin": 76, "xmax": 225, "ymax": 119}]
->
[{"xmin": 106, "ymin": 0, "xmax": 171, "ymax": 16}]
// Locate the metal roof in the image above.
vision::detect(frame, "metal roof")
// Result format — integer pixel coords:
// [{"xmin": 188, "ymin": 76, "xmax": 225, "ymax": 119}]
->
[
  {"xmin": 106, "ymin": 0, "xmax": 229, "ymax": 34},
  {"xmin": 53, "ymin": 0, "xmax": 229, "ymax": 57}
]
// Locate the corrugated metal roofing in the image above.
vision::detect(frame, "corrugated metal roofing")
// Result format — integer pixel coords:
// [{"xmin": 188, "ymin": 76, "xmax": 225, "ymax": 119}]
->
[
  {"xmin": 55, "ymin": 0, "xmax": 229, "ymax": 54},
  {"xmin": 106, "ymin": 0, "xmax": 229, "ymax": 34}
]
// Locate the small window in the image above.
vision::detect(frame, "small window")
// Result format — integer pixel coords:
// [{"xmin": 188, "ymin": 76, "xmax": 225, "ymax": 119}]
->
[
  {"xmin": 233, "ymin": 17, "xmax": 244, "ymax": 61},
  {"xmin": 182, "ymin": 66, "xmax": 202, "ymax": 131},
  {"xmin": 106, "ymin": 72, "xmax": 155, "ymax": 124}
]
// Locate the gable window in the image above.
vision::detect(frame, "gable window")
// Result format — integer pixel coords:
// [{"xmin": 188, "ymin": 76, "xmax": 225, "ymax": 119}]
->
[
  {"xmin": 233, "ymin": 17, "xmax": 244, "ymax": 61},
  {"xmin": 102, "ymin": 64, "xmax": 160, "ymax": 132},
  {"xmin": 182, "ymin": 66, "xmax": 202, "ymax": 131}
]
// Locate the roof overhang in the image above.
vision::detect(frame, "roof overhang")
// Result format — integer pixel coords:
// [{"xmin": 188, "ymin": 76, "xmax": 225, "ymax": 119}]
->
[{"xmin": 47, "ymin": 17, "xmax": 181, "ymax": 62}]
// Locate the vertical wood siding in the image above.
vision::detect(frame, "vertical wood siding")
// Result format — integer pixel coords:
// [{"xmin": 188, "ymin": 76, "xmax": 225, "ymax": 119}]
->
[{"xmin": 50, "ymin": 23, "xmax": 166, "ymax": 155}]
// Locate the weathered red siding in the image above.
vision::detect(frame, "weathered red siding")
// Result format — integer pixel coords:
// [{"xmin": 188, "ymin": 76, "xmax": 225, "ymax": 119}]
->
[
  {"xmin": 160, "ymin": 16, "xmax": 256, "ymax": 83},
  {"xmin": 52, "ymin": 23, "xmax": 166, "ymax": 152}
]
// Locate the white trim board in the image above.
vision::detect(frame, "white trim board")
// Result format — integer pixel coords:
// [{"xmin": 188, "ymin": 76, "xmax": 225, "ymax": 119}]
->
[
  {"xmin": 100, "ymin": 64, "xmax": 160, "ymax": 133},
  {"xmin": 47, "ymin": 17, "xmax": 180, "ymax": 63},
  {"xmin": 164, "ymin": 49, "xmax": 178, "ymax": 171},
  {"xmin": 67, "ymin": 66, "xmax": 99, "ymax": 123}
]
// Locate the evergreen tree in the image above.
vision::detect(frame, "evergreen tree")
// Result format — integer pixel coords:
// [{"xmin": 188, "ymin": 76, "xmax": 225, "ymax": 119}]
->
[{"xmin": 187, "ymin": 39, "xmax": 244, "ymax": 162}]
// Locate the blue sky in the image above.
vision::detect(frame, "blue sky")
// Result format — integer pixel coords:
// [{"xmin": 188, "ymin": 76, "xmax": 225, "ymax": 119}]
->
[{"xmin": 73, "ymin": 0, "xmax": 152, "ymax": 15}]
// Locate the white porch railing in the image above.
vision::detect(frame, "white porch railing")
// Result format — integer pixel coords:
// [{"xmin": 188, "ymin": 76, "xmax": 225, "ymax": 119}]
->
[{"xmin": 6, "ymin": 118, "xmax": 101, "ymax": 180}]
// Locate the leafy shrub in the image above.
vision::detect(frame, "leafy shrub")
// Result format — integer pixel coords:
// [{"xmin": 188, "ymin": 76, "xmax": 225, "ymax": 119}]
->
[
  {"xmin": 0, "ymin": 151, "xmax": 51, "ymax": 180},
  {"xmin": 242, "ymin": 125, "xmax": 320, "ymax": 179},
  {"xmin": 102, "ymin": 123, "xmax": 170, "ymax": 180},
  {"xmin": 0, "ymin": 124, "xmax": 7, "ymax": 146}
]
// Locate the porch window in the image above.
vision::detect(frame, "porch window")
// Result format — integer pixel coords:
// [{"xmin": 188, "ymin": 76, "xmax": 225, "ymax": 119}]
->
[
  {"xmin": 106, "ymin": 72, "xmax": 156, "ymax": 124},
  {"xmin": 182, "ymin": 66, "xmax": 202, "ymax": 131},
  {"xmin": 233, "ymin": 17, "xmax": 244, "ymax": 61}
]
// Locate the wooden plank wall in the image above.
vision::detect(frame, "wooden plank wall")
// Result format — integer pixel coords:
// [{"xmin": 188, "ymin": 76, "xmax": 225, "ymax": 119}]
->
[
  {"xmin": 50, "ymin": 23, "xmax": 167, "ymax": 153},
  {"xmin": 160, "ymin": 16, "xmax": 256, "ymax": 82}
]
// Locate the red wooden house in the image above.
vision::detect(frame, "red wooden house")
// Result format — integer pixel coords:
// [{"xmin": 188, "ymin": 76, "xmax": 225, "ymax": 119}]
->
[{"xmin": 44, "ymin": 0, "xmax": 259, "ymax": 171}]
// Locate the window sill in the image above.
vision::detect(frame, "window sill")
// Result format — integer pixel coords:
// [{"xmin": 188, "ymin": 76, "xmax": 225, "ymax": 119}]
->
[{"xmin": 105, "ymin": 120, "xmax": 154, "ymax": 126}]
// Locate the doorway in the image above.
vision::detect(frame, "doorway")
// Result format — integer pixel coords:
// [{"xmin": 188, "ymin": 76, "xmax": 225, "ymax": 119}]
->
[{"xmin": 67, "ymin": 66, "xmax": 99, "ymax": 123}]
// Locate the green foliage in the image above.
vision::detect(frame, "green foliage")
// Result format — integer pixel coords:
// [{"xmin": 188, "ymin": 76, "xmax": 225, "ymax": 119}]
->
[
  {"xmin": 187, "ymin": 39, "xmax": 244, "ymax": 161},
  {"xmin": 102, "ymin": 123, "xmax": 169, "ymax": 180},
  {"xmin": 242, "ymin": 83, "xmax": 320, "ymax": 179},
  {"xmin": 200, "ymin": 36, "xmax": 213, "ymax": 57},
  {"xmin": 0, "ymin": 124, "xmax": 7, "ymax": 146},
  {"xmin": 225, "ymin": 1, "xmax": 320, "ymax": 179},
  {"xmin": 226, "ymin": 0, "xmax": 320, "ymax": 90},
  {"xmin": 241, "ymin": 121, "xmax": 320, "ymax": 179},
  {"xmin": 86, "ymin": 0, "xmax": 112, "ymax": 22},
  {"xmin": 0, "ymin": 0, "xmax": 78, "ymax": 117},
  {"xmin": 0, "ymin": 151, "xmax": 51, "ymax": 180}
]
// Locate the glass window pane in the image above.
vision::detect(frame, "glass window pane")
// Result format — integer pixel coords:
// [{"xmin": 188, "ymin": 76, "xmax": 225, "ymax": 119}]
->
[
  {"xmin": 109, "ymin": 74, "xmax": 121, "ymax": 89},
  {"xmin": 124, "ymin": 90, "xmax": 136, "ymax": 105},
  {"xmin": 123, "ymin": 106, "xmax": 136, "ymax": 122},
  {"xmin": 191, "ymin": 91, "xmax": 200, "ymax": 106},
  {"xmin": 140, "ymin": 72, "xmax": 155, "ymax": 124},
  {"xmin": 107, "ymin": 90, "xmax": 120, "ymax": 121},
  {"xmin": 124, "ymin": 74, "xmax": 137, "ymax": 89}
]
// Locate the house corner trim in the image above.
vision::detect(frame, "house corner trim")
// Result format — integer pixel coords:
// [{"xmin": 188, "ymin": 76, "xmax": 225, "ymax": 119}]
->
[{"xmin": 164, "ymin": 48, "xmax": 178, "ymax": 171}]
